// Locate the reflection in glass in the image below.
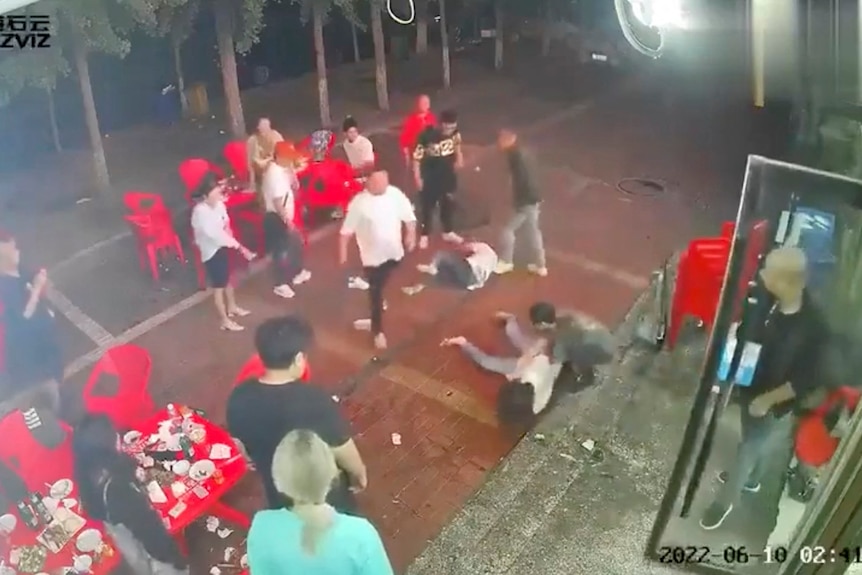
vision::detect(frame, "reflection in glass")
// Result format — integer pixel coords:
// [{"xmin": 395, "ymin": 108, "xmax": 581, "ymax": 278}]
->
[{"xmin": 647, "ymin": 156, "xmax": 862, "ymax": 575}]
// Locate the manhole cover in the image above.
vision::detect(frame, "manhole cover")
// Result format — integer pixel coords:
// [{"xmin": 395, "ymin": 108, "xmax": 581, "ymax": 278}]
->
[{"xmin": 616, "ymin": 178, "xmax": 666, "ymax": 197}]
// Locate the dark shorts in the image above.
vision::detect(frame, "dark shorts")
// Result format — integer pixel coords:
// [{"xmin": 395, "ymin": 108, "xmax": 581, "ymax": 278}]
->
[{"xmin": 204, "ymin": 248, "xmax": 230, "ymax": 288}]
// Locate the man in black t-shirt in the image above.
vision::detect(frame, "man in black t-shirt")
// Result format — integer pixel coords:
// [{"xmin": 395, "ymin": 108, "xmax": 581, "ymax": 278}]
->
[
  {"xmin": 226, "ymin": 315, "xmax": 368, "ymax": 513},
  {"xmin": 701, "ymin": 247, "xmax": 828, "ymax": 531},
  {"xmin": 412, "ymin": 109, "xmax": 464, "ymax": 249},
  {"xmin": 0, "ymin": 232, "xmax": 63, "ymax": 416}
]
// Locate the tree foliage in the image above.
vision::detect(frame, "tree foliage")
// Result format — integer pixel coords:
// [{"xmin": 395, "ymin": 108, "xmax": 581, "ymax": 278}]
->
[{"xmin": 291, "ymin": 0, "xmax": 360, "ymax": 30}]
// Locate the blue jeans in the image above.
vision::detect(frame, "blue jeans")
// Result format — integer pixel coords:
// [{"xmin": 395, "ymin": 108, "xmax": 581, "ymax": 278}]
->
[{"xmin": 716, "ymin": 409, "xmax": 795, "ymax": 507}]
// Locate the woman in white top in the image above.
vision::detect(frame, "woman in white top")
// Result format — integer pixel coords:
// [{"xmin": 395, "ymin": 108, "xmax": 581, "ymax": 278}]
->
[
  {"xmin": 190, "ymin": 174, "xmax": 255, "ymax": 332},
  {"xmin": 416, "ymin": 241, "xmax": 498, "ymax": 291},
  {"xmin": 341, "ymin": 117, "xmax": 375, "ymax": 177}
]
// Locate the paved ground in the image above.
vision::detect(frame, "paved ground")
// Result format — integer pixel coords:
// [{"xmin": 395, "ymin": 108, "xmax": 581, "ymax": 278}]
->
[{"xmin": 11, "ymin": 33, "xmax": 793, "ymax": 574}]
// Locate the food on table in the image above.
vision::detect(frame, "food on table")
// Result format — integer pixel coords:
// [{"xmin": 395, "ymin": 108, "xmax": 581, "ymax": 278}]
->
[
  {"xmin": 144, "ymin": 467, "xmax": 174, "ymax": 487},
  {"xmin": 37, "ymin": 521, "xmax": 71, "ymax": 553},
  {"xmin": 16, "ymin": 544, "xmax": 47, "ymax": 573},
  {"xmin": 146, "ymin": 482, "xmax": 168, "ymax": 504},
  {"xmin": 123, "ymin": 431, "xmax": 142, "ymax": 445},
  {"xmin": 189, "ymin": 460, "xmax": 215, "ymax": 481},
  {"xmin": 209, "ymin": 444, "xmax": 231, "ymax": 460}
]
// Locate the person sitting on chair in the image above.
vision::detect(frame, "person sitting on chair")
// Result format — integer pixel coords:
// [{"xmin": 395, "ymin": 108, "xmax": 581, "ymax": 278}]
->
[
  {"xmin": 416, "ymin": 241, "xmax": 498, "ymax": 291},
  {"xmin": 441, "ymin": 303, "xmax": 615, "ymax": 426},
  {"xmin": 342, "ymin": 117, "xmax": 375, "ymax": 177}
]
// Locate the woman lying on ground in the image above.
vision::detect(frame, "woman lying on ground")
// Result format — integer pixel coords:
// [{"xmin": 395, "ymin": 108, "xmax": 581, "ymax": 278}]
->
[
  {"xmin": 441, "ymin": 303, "xmax": 616, "ymax": 426},
  {"xmin": 415, "ymin": 240, "xmax": 498, "ymax": 291}
]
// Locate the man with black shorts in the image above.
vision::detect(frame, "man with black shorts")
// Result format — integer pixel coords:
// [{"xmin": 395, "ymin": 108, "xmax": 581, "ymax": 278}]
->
[
  {"xmin": 227, "ymin": 316, "xmax": 368, "ymax": 513},
  {"xmin": 191, "ymin": 174, "xmax": 255, "ymax": 332}
]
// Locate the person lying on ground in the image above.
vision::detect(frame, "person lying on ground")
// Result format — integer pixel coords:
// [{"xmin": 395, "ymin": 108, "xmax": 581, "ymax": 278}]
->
[
  {"xmin": 416, "ymin": 241, "xmax": 498, "ymax": 291},
  {"xmin": 441, "ymin": 306, "xmax": 616, "ymax": 426}
]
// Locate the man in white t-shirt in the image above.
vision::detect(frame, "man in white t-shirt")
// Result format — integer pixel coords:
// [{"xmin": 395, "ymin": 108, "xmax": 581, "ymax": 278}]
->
[
  {"xmin": 416, "ymin": 241, "xmax": 498, "ymax": 290},
  {"xmin": 339, "ymin": 170, "xmax": 417, "ymax": 350},
  {"xmin": 261, "ymin": 142, "xmax": 311, "ymax": 299},
  {"xmin": 342, "ymin": 116, "xmax": 375, "ymax": 176}
]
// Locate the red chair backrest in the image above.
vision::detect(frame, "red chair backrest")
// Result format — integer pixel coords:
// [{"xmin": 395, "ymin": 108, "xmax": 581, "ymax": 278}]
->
[
  {"xmin": 223, "ymin": 141, "xmax": 249, "ymax": 182},
  {"xmin": 0, "ymin": 410, "xmax": 74, "ymax": 490},
  {"xmin": 234, "ymin": 354, "xmax": 311, "ymax": 386},
  {"xmin": 124, "ymin": 214, "xmax": 173, "ymax": 245},
  {"xmin": 124, "ymin": 191, "xmax": 167, "ymax": 215},
  {"xmin": 83, "ymin": 345, "xmax": 154, "ymax": 429},
  {"xmin": 178, "ymin": 159, "xmax": 223, "ymax": 194}
]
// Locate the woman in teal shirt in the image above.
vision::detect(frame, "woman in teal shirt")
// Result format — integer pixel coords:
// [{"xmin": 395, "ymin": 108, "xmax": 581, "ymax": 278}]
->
[{"xmin": 247, "ymin": 429, "xmax": 394, "ymax": 575}]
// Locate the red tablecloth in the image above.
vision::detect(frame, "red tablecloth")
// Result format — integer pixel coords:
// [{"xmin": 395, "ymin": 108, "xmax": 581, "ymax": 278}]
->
[
  {"xmin": 0, "ymin": 412, "xmax": 119, "ymax": 575},
  {"xmin": 122, "ymin": 408, "xmax": 247, "ymax": 534}
]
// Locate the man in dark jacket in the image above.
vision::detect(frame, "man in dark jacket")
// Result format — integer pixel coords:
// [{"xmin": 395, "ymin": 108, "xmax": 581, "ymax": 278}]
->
[{"xmin": 494, "ymin": 129, "xmax": 547, "ymax": 277}]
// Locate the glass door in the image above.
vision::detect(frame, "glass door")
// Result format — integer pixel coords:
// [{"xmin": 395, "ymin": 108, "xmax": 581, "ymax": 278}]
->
[{"xmin": 645, "ymin": 156, "xmax": 862, "ymax": 575}]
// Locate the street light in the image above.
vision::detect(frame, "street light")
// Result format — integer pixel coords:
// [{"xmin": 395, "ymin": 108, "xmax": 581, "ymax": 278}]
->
[{"xmin": 615, "ymin": 0, "xmax": 686, "ymax": 58}]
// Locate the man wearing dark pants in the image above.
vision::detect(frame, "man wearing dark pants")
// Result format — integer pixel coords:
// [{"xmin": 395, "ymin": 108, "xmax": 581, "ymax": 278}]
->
[
  {"xmin": 339, "ymin": 170, "xmax": 417, "ymax": 350},
  {"xmin": 700, "ymin": 247, "xmax": 828, "ymax": 531},
  {"xmin": 494, "ymin": 129, "xmax": 547, "ymax": 277},
  {"xmin": 262, "ymin": 141, "xmax": 311, "ymax": 299},
  {"xmin": 413, "ymin": 110, "xmax": 464, "ymax": 249}
]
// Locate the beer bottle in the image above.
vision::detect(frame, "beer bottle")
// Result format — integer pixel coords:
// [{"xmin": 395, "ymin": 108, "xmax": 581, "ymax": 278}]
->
[
  {"xmin": 16, "ymin": 500, "xmax": 39, "ymax": 529},
  {"xmin": 28, "ymin": 493, "xmax": 53, "ymax": 524}
]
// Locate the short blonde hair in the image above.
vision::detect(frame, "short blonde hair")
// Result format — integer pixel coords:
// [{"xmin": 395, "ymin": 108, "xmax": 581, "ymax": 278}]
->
[{"xmin": 762, "ymin": 246, "xmax": 807, "ymax": 287}]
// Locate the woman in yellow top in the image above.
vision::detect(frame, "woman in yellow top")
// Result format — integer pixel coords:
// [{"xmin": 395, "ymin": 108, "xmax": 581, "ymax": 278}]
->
[{"xmin": 247, "ymin": 117, "xmax": 284, "ymax": 189}]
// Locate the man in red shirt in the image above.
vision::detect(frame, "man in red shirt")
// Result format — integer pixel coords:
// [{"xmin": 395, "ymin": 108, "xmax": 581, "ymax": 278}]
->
[{"xmin": 399, "ymin": 94, "xmax": 437, "ymax": 168}]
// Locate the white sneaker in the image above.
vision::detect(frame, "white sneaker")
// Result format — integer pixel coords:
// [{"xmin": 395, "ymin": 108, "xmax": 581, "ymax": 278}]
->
[
  {"xmin": 353, "ymin": 319, "xmax": 372, "ymax": 331},
  {"xmin": 293, "ymin": 270, "xmax": 312, "ymax": 285},
  {"xmin": 220, "ymin": 320, "xmax": 244, "ymax": 332},
  {"xmin": 348, "ymin": 276, "xmax": 370, "ymax": 290},
  {"xmin": 443, "ymin": 232, "xmax": 463, "ymax": 243},
  {"xmin": 419, "ymin": 236, "xmax": 429, "ymax": 249},
  {"xmin": 416, "ymin": 264, "xmax": 437, "ymax": 275},
  {"xmin": 494, "ymin": 262, "xmax": 515, "ymax": 275},
  {"xmin": 274, "ymin": 285, "xmax": 295, "ymax": 299},
  {"xmin": 527, "ymin": 264, "xmax": 548, "ymax": 277},
  {"xmin": 228, "ymin": 307, "xmax": 251, "ymax": 317}
]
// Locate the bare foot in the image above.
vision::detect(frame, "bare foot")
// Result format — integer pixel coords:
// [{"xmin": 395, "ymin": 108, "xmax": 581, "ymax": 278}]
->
[{"xmin": 440, "ymin": 336, "xmax": 467, "ymax": 347}]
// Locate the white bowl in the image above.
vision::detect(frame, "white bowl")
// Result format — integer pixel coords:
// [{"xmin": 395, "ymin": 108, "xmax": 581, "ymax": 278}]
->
[
  {"xmin": 75, "ymin": 529, "xmax": 102, "ymax": 553},
  {"xmin": 49, "ymin": 478, "xmax": 74, "ymax": 499},
  {"xmin": 189, "ymin": 460, "xmax": 215, "ymax": 481},
  {"xmin": 0, "ymin": 513, "xmax": 17, "ymax": 533},
  {"xmin": 173, "ymin": 460, "xmax": 190, "ymax": 476}
]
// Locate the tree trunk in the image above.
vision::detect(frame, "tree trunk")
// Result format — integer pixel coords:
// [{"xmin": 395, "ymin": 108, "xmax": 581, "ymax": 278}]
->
[
  {"xmin": 415, "ymin": 0, "xmax": 428, "ymax": 54},
  {"xmin": 73, "ymin": 41, "xmax": 110, "ymax": 199},
  {"xmin": 312, "ymin": 4, "xmax": 331, "ymax": 126},
  {"xmin": 351, "ymin": 22, "xmax": 361, "ymax": 62},
  {"xmin": 494, "ymin": 0, "xmax": 504, "ymax": 71},
  {"xmin": 214, "ymin": 0, "xmax": 246, "ymax": 138},
  {"xmin": 172, "ymin": 35, "xmax": 189, "ymax": 116},
  {"xmin": 45, "ymin": 87, "xmax": 61, "ymax": 153},
  {"xmin": 440, "ymin": 0, "xmax": 450, "ymax": 88},
  {"xmin": 370, "ymin": 3, "xmax": 390, "ymax": 110},
  {"xmin": 541, "ymin": 1, "xmax": 552, "ymax": 57}
]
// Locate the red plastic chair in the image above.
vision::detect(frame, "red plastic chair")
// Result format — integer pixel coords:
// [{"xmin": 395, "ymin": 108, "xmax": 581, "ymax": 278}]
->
[
  {"xmin": 0, "ymin": 410, "xmax": 74, "ymax": 490},
  {"xmin": 178, "ymin": 159, "xmax": 224, "ymax": 198},
  {"xmin": 299, "ymin": 159, "xmax": 362, "ymax": 214},
  {"xmin": 796, "ymin": 387, "xmax": 862, "ymax": 468},
  {"xmin": 124, "ymin": 214, "xmax": 186, "ymax": 282},
  {"xmin": 82, "ymin": 345, "xmax": 155, "ymax": 430},
  {"xmin": 234, "ymin": 354, "xmax": 311, "ymax": 386},
  {"xmin": 667, "ymin": 237, "xmax": 730, "ymax": 349},
  {"xmin": 223, "ymin": 141, "xmax": 250, "ymax": 183}
]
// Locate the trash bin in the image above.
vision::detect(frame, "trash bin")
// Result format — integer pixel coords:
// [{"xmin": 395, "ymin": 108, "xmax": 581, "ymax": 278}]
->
[
  {"xmin": 155, "ymin": 85, "xmax": 181, "ymax": 125},
  {"xmin": 186, "ymin": 83, "xmax": 209, "ymax": 118}
]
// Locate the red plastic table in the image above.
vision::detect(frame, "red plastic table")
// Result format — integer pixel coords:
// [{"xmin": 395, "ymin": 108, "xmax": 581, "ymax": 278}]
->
[
  {"xmin": 121, "ymin": 407, "xmax": 249, "ymax": 535},
  {"xmin": 0, "ymin": 413, "xmax": 120, "ymax": 575},
  {"xmin": 296, "ymin": 158, "xmax": 363, "ymax": 212}
]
